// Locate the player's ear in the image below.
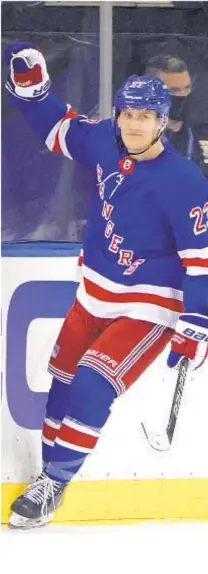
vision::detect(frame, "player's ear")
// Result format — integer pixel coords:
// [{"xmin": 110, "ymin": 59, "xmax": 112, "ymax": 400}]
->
[
  {"xmin": 117, "ymin": 114, "xmax": 121, "ymax": 129},
  {"xmin": 159, "ymin": 115, "xmax": 168, "ymax": 131}
]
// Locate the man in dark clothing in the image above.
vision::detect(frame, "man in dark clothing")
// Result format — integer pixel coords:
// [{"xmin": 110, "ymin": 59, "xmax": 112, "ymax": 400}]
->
[{"xmin": 145, "ymin": 54, "xmax": 208, "ymax": 177}]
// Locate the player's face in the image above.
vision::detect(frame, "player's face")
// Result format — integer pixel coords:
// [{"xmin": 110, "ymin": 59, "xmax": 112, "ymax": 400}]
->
[
  {"xmin": 154, "ymin": 70, "xmax": 192, "ymax": 97},
  {"xmin": 118, "ymin": 108, "xmax": 161, "ymax": 152}
]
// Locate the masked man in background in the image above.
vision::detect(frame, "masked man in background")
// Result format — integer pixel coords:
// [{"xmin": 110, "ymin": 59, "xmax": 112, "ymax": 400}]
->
[{"xmin": 145, "ymin": 54, "xmax": 208, "ymax": 177}]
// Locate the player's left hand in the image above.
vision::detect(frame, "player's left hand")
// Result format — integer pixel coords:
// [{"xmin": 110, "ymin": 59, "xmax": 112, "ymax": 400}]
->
[
  {"xmin": 4, "ymin": 41, "xmax": 50, "ymax": 101},
  {"xmin": 167, "ymin": 313, "xmax": 208, "ymax": 371}
]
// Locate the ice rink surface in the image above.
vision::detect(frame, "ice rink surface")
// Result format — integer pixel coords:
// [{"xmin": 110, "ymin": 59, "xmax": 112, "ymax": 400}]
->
[{"xmin": 1, "ymin": 521, "xmax": 208, "ymax": 574}]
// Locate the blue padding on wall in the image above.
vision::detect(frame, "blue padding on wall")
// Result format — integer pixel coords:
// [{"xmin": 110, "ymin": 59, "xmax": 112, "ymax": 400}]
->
[{"xmin": 2, "ymin": 241, "xmax": 82, "ymax": 257}]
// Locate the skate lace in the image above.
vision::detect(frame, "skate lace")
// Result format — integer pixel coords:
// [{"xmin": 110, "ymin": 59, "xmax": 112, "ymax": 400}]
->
[{"xmin": 25, "ymin": 473, "xmax": 61, "ymax": 514}]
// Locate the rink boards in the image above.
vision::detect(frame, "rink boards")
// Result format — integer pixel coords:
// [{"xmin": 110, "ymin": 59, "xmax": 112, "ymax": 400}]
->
[{"xmin": 2, "ymin": 243, "xmax": 208, "ymax": 523}]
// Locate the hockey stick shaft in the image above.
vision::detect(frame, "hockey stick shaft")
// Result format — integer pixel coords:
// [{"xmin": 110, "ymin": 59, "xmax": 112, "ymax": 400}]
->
[
  {"xmin": 166, "ymin": 356, "xmax": 189, "ymax": 444},
  {"xmin": 141, "ymin": 356, "xmax": 189, "ymax": 450}
]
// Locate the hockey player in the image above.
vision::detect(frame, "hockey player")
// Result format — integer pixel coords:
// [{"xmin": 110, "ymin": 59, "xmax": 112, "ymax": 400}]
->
[{"xmin": 4, "ymin": 43, "xmax": 208, "ymax": 529}]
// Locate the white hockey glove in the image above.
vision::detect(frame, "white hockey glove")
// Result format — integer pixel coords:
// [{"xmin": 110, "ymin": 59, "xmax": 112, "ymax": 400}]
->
[
  {"xmin": 167, "ymin": 313, "xmax": 208, "ymax": 371},
  {"xmin": 4, "ymin": 41, "xmax": 51, "ymax": 101}
]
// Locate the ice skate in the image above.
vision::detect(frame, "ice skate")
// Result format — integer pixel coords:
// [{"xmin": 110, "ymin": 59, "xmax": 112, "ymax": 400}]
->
[{"xmin": 9, "ymin": 472, "xmax": 67, "ymax": 529}]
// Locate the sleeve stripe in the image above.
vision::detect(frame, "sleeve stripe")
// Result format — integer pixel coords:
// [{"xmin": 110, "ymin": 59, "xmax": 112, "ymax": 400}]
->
[
  {"xmin": 45, "ymin": 117, "xmax": 63, "ymax": 150},
  {"xmin": 45, "ymin": 105, "xmax": 78, "ymax": 158},
  {"xmin": 78, "ymin": 248, "xmax": 84, "ymax": 267},
  {"xmin": 178, "ymin": 247, "xmax": 208, "ymax": 259},
  {"xmin": 53, "ymin": 118, "xmax": 72, "ymax": 159},
  {"xmin": 182, "ymin": 257, "xmax": 208, "ymax": 268},
  {"xmin": 187, "ymin": 267, "xmax": 208, "ymax": 276}
]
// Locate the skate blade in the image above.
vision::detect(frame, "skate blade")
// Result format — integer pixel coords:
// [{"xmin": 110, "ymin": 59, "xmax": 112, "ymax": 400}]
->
[{"xmin": 8, "ymin": 511, "xmax": 54, "ymax": 530}]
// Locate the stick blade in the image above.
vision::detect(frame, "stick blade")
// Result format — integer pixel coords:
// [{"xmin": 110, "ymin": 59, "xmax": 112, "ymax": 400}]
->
[{"xmin": 141, "ymin": 422, "xmax": 171, "ymax": 451}]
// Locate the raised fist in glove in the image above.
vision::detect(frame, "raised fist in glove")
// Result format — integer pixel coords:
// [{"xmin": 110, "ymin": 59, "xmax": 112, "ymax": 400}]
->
[
  {"xmin": 4, "ymin": 42, "xmax": 51, "ymax": 101},
  {"xmin": 168, "ymin": 313, "xmax": 208, "ymax": 370}
]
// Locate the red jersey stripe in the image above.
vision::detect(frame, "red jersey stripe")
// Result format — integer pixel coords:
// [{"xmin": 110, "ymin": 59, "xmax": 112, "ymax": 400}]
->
[
  {"xmin": 182, "ymin": 257, "xmax": 208, "ymax": 268},
  {"xmin": 83, "ymin": 277, "xmax": 184, "ymax": 313}
]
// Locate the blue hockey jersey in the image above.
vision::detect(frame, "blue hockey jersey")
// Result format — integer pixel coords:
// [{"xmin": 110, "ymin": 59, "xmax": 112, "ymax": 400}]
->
[{"xmin": 9, "ymin": 93, "xmax": 208, "ymax": 328}]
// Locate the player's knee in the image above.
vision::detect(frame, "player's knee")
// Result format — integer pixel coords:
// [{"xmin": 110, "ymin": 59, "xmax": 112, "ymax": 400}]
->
[{"xmin": 67, "ymin": 366, "xmax": 117, "ymax": 428}]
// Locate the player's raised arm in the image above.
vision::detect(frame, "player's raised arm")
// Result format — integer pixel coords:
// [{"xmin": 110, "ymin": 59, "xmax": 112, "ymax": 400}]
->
[
  {"xmin": 4, "ymin": 42, "xmax": 102, "ymax": 168},
  {"xmin": 165, "ymin": 168, "xmax": 208, "ymax": 371}
]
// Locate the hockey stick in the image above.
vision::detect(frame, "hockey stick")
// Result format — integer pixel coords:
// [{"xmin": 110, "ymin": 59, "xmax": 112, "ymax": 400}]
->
[{"xmin": 141, "ymin": 356, "xmax": 189, "ymax": 451}]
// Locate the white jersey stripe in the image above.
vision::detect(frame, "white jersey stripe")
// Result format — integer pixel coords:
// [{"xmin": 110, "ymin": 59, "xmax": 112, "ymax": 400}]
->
[
  {"xmin": 57, "ymin": 118, "xmax": 73, "ymax": 159},
  {"xmin": 187, "ymin": 267, "xmax": 208, "ymax": 276},
  {"xmin": 178, "ymin": 247, "xmax": 208, "ymax": 259},
  {"xmin": 82, "ymin": 264, "xmax": 183, "ymax": 300},
  {"xmin": 45, "ymin": 104, "xmax": 71, "ymax": 150},
  {"xmin": 45, "ymin": 104, "xmax": 73, "ymax": 158},
  {"xmin": 77, "ymin": 282, "xmax": 180, "ymax": 328},
  {"xmin": 45, "ymin": 117, "xmax": 63, "ymax": 150}
]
